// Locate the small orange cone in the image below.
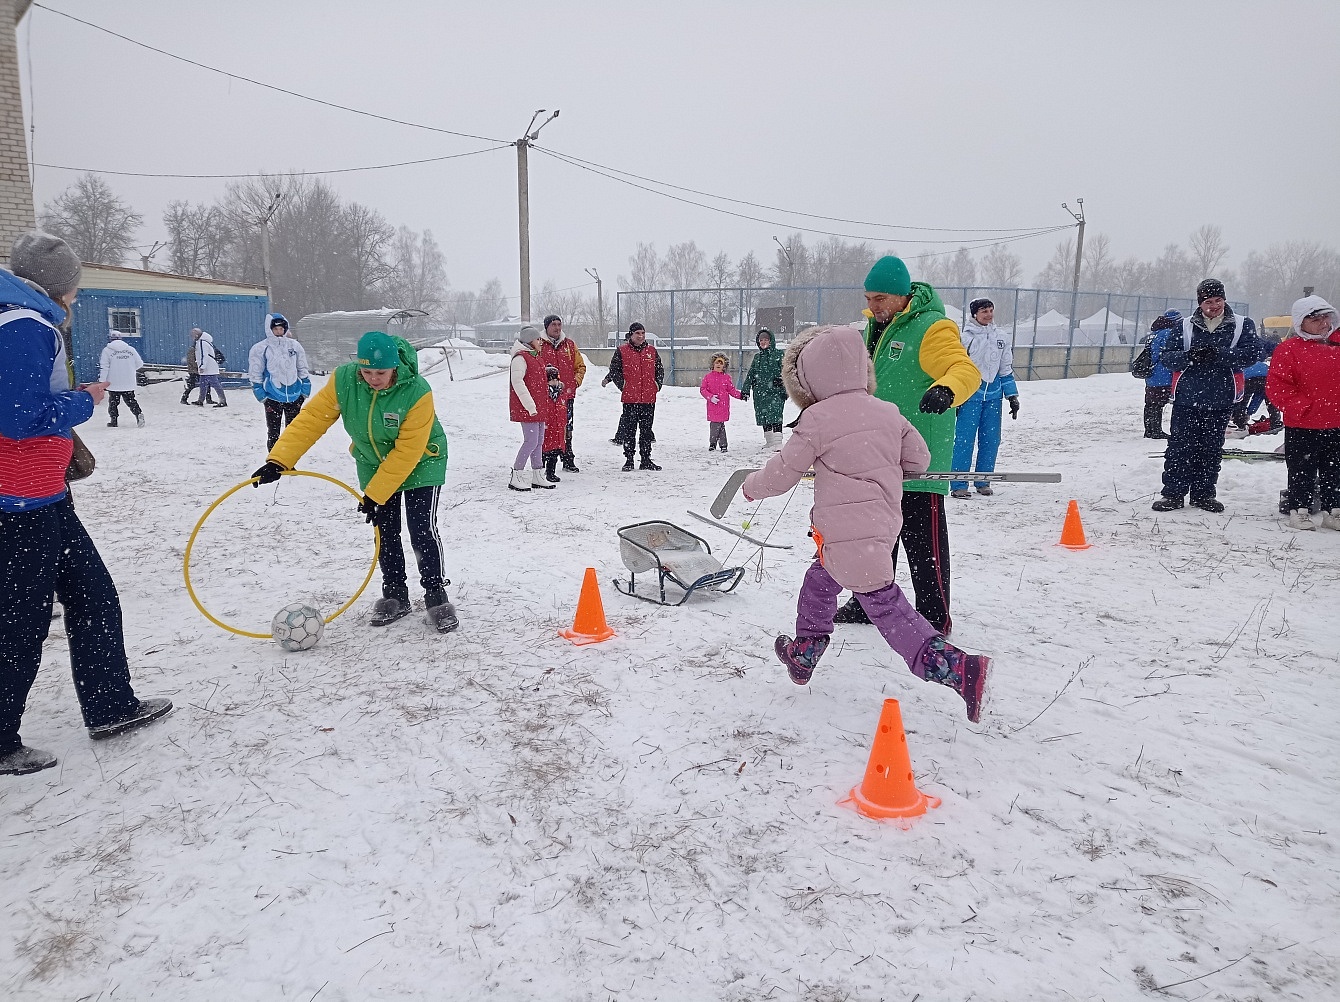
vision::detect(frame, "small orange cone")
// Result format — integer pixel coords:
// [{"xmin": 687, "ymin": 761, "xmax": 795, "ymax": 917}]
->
[
  {"xmin": 1057, "ymin": 499, "xmax": 1092, "ymax": 550},
  {"xmin": 558, "ymin": 567, "xmax": 616, "ymax": 646},
  {"xmin": 841, "ymin": 699, "xmax": 941, "ymax": 824}
]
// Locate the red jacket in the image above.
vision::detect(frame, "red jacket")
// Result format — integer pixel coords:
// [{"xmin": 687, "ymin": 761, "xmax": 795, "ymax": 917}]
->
[
  {"xmin": 1265, "ymin": 334, "xmax": 1340, "ymax": 430},
  {"xmin": 509, "ymin": 347, "xmax": 548, "ymax": 423},
  {"xmin": 538, "ymin": 336, "xmax": 584, "ymax": 402},
  {"xmin": 613, "ymin": 342, "xmax": 662, "ymax": 404}
]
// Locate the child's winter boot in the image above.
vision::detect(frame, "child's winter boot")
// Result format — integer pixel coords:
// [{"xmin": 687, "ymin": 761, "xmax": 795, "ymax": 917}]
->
[
  {"xmin": 1287, "ymin": 508, "xmax": 1316, "ymax": 531},
  {"xmin": 425, "ymin": 588, "xmax": 459, "ymax": 634},
  {"xmin": 508, "ymin": 469, "xmax": 532, "ymax": 492},
  {"xmin": 918, "ymin": 637, "xmax": 991, "ymax": 723},
  {"xmin": 531, "ymin": 467, "xmax": 556, "ymax": 489},
  {"xmin": 774, "ymin": 634, "xmax": 830, "ymax": 685},
  {"xmin": 1320, "ymin": 509, "xmax": 1340, "ymax": 531}
]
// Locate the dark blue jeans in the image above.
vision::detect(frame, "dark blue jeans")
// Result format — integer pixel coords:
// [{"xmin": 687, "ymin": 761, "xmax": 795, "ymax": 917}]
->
[
  {"xmin": 0, "ymin": 496, "xmax": 139, "ymax": 752},
  {"xmin": 1162, "ymin": 405, "xmax": 1231, "ymax": 501}
]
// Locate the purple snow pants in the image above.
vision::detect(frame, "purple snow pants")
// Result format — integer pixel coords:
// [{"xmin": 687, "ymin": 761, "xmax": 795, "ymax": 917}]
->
[
  {"xmin": 513, "ymin": 422, "xmax": 545, "ymax": 470},
  {"xmin": 797, "ymin": 559, "xmax": 938, "ymax": 676}
]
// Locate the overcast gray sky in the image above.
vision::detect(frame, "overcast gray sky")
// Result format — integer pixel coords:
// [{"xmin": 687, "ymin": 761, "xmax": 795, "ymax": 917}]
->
[{"xmin": 20, "ymin": 0, "xmax": 1340, "ymax": 302}]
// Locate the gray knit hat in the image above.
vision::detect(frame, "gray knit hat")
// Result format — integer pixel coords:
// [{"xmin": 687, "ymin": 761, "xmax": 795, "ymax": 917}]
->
[{"xmin": 10, "ymin": 231, "xmax": 81, "ymax": 299}]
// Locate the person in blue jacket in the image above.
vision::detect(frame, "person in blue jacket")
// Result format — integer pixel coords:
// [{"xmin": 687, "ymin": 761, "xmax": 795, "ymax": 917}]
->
[
  {"xmin": 1153, "ymin": 279, "xmax": 1260, "ymax": 513},
  {"xmin": 950, "ymin": 298, "xmax": 1017, "ymax": 497},
  {"xmin": 0, "ymin": 232, "xmax": 171, "ymax": 776},
  {"xmin": 1142, "ymin": 310, "xmax": 1181, "ymax": 439},
  {"xmin": 247, "ymin": 312, "xmax": 312, "ymax": 450}
]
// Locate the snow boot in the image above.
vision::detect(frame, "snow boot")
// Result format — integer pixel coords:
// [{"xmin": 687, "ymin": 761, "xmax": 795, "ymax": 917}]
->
[
  {"xmin": 621, "ymin": 457, "xmax": 635, "ymax": 472},
  {"xmin": 1190, "ymin": 497, "xmax": 1225, "ymax": 514},
  {"xmin": 212, "ymin": 402, "xmax": 228, "ymax": 409},
  {"xmin": 508, "ymin": 469, "xmax": 532, "ymax": 492},
  {"xmin": 951, "ymin": 489, "xmax": 972, "ymax": 499},
  {"xmin": 774, "ymin": 634, "xmax": 830, "ymax": 685},
  {"xmin": 543, "ymin": 455, "xmax": 562, "ymax": 483},
  {"xmin": 919, "ymin": 637, "xmax": 990, "ymax": 723},
  {"xmin": 106, "ymin": 420, "xmax": 117, "ymax": 428},
  {"xmin": 639, "ymin": 457, "xmax": 662, "ymax": 471},
  {"xmin": 136, "ymin": 414, "xmax": 146, "ymax": 428},
  {"xmin": 0, "ymin": 744, "xmax": 58, "ymax": 775},
  {"xmin": 1322, "ymin": 509, "xmax": 1340, "ymax": 530},
  {"xmin": 1143, "ymin": 430, "xmax": 1169, "ymax": 440},
  {"xmin": 833, "ymin": 596, "xmax": 872, "ymax": 625},
  {"xmin": 88, "ymin": 697, "xmax": 173, "ymax": 741},
  {"xmin": 531, "ymin": 468, "xmax": 556, "ymax": 490},
  {"xmin": 190, "ymin": 400, "xmax": 205, "ymax": 407},
  {"xmin": 425, "ymin": 589, "xmax": 459, "ymax": 634},
  {"xmin": 370, "ymin": 596, "xmax": 412, "ymax": 627},
  {"xmin": 1287, "ymin": 508, "xmax": 1316, "ymax": 531},
  {"xmin": 975, "ymin": 485, "xmax": 994, "ymax": 496},
  {"xmin": 561, "ymin": 457, "xmax": 580, "ymax": 474},
  {"xmin": 1151, "ymin": 496, "xmax": 1184, "ymax": 512}
]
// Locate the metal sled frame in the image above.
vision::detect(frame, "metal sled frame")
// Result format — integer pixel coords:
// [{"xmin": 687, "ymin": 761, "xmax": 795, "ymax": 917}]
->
[{"xmin": 614, "ymin": 520, "xmax": 746, "ymax": 606}]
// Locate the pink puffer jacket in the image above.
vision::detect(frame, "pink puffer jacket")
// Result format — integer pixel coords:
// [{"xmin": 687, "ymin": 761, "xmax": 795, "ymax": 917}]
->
[
  {"xmin": 742, "ymin": 325, "xmax": 931, "ymax": 593},
  {"xmin": 699, "ymin": 369, "xmax": 742, "ymax": 422}
]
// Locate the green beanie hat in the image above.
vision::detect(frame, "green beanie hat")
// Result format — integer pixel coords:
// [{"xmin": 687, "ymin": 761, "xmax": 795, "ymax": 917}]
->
[
  {"xmin": 864, "ymin": 255, "xmax": 912, "ymax": 296},
  {"xmin": 356, "ymin": 330, "xmax": 399, "ymax": 368}
]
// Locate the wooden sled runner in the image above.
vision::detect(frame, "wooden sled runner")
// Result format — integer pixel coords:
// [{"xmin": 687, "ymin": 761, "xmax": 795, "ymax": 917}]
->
[{"xmin": 613, "ymin": 520, "xmax": 746, "ymax": 606}]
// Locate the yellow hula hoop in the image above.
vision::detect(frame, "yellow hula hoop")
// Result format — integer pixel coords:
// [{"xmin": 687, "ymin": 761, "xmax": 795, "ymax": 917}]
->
[{"xmin": 183, "ymin": 470, "xmax": 382, "ymax": 639}]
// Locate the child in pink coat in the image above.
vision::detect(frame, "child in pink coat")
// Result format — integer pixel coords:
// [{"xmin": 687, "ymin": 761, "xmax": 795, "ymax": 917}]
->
[
  {"xmin": 742, "ymin": 326, "xmax": 991, "ymax": 722},
  {"xmin": 699, "ymin": 352, "xmax": 743, "ymax": 452}
]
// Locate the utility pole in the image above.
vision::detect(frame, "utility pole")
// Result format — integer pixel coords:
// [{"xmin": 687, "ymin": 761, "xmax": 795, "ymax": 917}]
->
[
  {"xmin": 258, "ymin": 191, "xmax": 283, "ymax": 305},
  {"xmin": 1062, "ymin": 199, "xmax": 1086, "ymax": 334},
  {"xmin": 138, "ymin": 240, "xmax": 166, "ymax": 271},
  {"xmin": 772, "ymin": 234, "xmax": 794, "ymax": 304},
  {"xmin": 516, "ymin": 108, "xmax": 560, "ymax": 322},
  {"xmin": 585, "ymin": 266, "xmax": 603, "ymax": 340}
]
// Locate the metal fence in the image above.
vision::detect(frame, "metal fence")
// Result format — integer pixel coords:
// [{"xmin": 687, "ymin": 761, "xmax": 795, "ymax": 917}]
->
[{"xmin": 615, "ymin": 285, "xmax": 1251, "ymax": 386}]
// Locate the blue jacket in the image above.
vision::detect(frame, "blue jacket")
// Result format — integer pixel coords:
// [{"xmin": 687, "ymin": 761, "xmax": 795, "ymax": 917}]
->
[
  {"xmin": 1160, "ymin": 307, "xmax": 1260, "ymax": 410},
  {"xmin": 0, "ymin": 269, "xmax": 95, "ymax": 511},
  {"xmin": 1242, "ymin": 337, "xmax": 1275, "ymax": 380},
  {"xmin": 1145, "ymin": 328, "xmax": 1174, "ymax": 388},
  {"xmin": 248, "ymin": 312, "xmax": 312, "ymax": 403}
]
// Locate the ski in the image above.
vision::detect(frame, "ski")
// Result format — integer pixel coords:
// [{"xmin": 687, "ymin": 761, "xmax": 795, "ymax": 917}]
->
[
  {"xmin": 1149, "ymin": 450, "xmax": 1285, "ymax": 462},
  {"xmin": 712, "ymin": 468, "xmax": 1061, "ymax": 519},
  {"xmin": 686, "ymin": 510, "xmax": 793, "ymax": 549}
]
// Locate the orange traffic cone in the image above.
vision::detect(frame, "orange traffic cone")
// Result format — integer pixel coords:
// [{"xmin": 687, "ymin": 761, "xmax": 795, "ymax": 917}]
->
[
  {"xmin": 1057, "ymin": 499, "xmax": 1092, "ymax": 550},
  {"xmin": 841, "ymin": 699, "xmax": 941, "ymax": 824},
  {"xmin": 558, "ymin": 567, "xmax": 616, "ymax": 646}
]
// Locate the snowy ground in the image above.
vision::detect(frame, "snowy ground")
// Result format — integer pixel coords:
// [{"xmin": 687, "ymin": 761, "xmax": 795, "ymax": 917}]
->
[{"xmin": 2, "ymin": 353, "xmax": 1338, "ymax": 1001}]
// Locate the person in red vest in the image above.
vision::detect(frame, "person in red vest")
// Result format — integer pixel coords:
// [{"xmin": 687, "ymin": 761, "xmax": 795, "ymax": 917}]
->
[
  {"xmin": 602, "ymin": 322, "xmax": 664, "ymax": 471},
  {"xmin": 508, "ymin": 326, "xmax": 555, "ymax": 492},
  {"xmin": 538, "ymin": 314, "xmax": 586, "ymax": 480}
]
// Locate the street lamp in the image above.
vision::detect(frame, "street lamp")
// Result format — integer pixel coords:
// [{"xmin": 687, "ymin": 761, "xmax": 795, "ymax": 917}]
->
[
  {"xmin": 585, "ymin": 267, "xmax": 603, "ymax": 340},
  {"xmin": 258, "ymin": 192, "xmax": 283, "ymax": 304},
  {"xmin": 516, "ymin": 108, "xmax": 560, "ymax": 322},
  {"xmin": 772, "ymin": 235, "xmax": 794, "ymax": 309}
]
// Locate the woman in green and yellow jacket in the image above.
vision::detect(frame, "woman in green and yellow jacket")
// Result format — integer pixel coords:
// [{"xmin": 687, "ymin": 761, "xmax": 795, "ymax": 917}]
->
[{"xmin": 251, "ymin": 330, "xmax": 456, "ymax": 632}]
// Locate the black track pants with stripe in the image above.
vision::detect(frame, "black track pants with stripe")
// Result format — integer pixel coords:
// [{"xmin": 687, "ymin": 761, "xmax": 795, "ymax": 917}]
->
[
  {"xmin": 375, "ymin": 485, "xmax": 446, "ymax": 603},
  {"xmin": 892, "ymin": 491, "xmax": 952, "ymax": 635}
]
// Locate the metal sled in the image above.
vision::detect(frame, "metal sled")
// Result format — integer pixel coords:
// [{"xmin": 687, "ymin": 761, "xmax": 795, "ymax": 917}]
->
[{"xmin": 614, "ymin": 520, "xmax": 745, "ymax": 606}]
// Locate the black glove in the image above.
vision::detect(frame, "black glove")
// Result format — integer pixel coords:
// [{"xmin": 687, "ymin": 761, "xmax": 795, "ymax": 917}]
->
[
  {"xmin": 772, "ymin": 375, "xmax": 784, "ymax": 388},
  {"xmin": 251, "ymin": 461, "xmax": 285, "ymax": 487},
  {"xmin": 1008, "ymin": 396, "xmax": 1020, "ymax": 420},
  {"xmin": 358, "ymin": 495, "xmax": 383, "ymax": 525},
  {"xmin": 918, "ymin": 384, "xmax": 955, "ymax": 414},
  {"xmin": 740, "ymin": 389, "xmax": 750, "ymax": 402},
  {"xmin": 1188, "ymin": 344, "xmax": 1219, "ymax": 365}
]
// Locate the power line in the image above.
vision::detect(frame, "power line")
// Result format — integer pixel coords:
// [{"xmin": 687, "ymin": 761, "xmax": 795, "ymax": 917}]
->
[
  {"xmin": 535, "ymin": 143, "xmax": 1055, "ymax": 236},
  {"xmin": 533, "ymin": 146, "xmax": 1073, "ymax": 249},
  {"xmin": 31, "ymin": 3, "xmax": 510, "ymax": 145},
  {"xmin": 32, "ymin": 144, "xmax": 512, "ymax": 179}
]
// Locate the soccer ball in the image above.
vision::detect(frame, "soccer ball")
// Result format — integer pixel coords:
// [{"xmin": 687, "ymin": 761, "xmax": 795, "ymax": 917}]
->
[{"xmin": 271, "ymin": 603, "xmax": 325, "ymax": 651}]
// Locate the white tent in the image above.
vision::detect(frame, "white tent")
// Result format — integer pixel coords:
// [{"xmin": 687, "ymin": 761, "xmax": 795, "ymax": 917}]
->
[
  {"xmin": 1012, "ymin": 310, "xmax": 1070, "ymax": 345},
  {"xmin": 1077, "ymin": 308, "xmax": 1137, "ymax": 345}
]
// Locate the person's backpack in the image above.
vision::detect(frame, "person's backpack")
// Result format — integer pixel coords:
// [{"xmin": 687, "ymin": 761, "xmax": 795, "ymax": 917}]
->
[
  {"xmin": 214, "ymin": 347, "xmax": 225, "ymax": 364},
  {"xmin": 1129, "ymin": 340, "xmax": 1154, "ymax": 379}
]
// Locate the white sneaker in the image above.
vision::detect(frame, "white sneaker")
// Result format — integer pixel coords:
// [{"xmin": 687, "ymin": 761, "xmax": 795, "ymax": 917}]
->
[
  {"xmin": 1287, "ymin": 508, "xmax": 1315, "ymax": 531},
  {"xmin": 507, "ymin": 468, "xmax": 531, "ymax": 492},
  {"xmin": 1321, "ymin": 508, "xmax": 1340, "ymax": 530}
]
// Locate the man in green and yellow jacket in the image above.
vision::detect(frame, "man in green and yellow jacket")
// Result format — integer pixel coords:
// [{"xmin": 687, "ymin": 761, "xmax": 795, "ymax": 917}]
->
[
  {"xmin": 833, "ymin": 256, "xmax": 980, "ymax": 634},
  {"xmin": 251, "ymin": 331, "xmax": 457, "ymax": 632}
]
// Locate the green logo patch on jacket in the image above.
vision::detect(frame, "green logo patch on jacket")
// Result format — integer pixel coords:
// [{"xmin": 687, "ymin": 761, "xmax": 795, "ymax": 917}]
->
[
  {"xmin": 382, "ymin": 411, "xmax": 400, "ymax": 429},
  {"xmin": 886, "ymin": 340, "xmax": 905, "ymax": 361}
]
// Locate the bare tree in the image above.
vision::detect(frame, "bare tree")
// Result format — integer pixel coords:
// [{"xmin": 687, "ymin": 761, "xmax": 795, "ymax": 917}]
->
[
  {"xmin": 344, "ymin": 202, "xmax": 395, "ymax": 309},
  {"xmin": 942, "ymin": 246, "xmax": 977, "ymax": 289},
  {"xmin": 39, "ymin": 173, "xmax": 142, "ymax": 265},
  {"xmin": 1081, "ymin": 233, "xmax": 1116, "ymax": 291},
  {"xmin": 663, "ymin": 241, "xmax": 708, "ymax": 290},
  {"xmin": 980, "ymin": 243, "xmax": 1023, "ymax": 288},
  {"xmin": 1188, "ymin": 224, "xmax": 1230, "ymax": 277},
  {"xmin": 1241, "ymin": 240, "xmax": 1340, "ymax": 316},
  {"xmin": 384, "ymin": 227, "xmax": 449, "ymax": 314},
  {"xmin": 162, "ymin": 200, "xmax": 230, "ymax": 278}
]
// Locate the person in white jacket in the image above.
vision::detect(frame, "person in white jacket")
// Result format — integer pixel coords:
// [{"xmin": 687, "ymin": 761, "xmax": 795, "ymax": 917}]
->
[
  {"xmin": 193, "ymin": 329, "xmax": 227, "ymax": 408},
  {"xmin": 98, "ymin": 330, "xmax": 146, "ymax": 428},
  {"xmin": 951, "ymin": 298, "xmax": 1019, "ymax": 497},
  {"xmin": 248, "ymin": 312, "xmax": 311, "ymax": 449}
]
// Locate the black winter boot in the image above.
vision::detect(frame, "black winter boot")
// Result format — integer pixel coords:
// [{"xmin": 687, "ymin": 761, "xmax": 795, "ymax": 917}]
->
[
  {"xmin": 833, "ymin": 596, "xmax": 873, "ymax": 625},
  {"xmin": 425, "ymin": 588, "xmax": 459, "ymax": 634},
  {"xmin": 544, "ymin": 453, "xmax": 562, "ymax": 483}
]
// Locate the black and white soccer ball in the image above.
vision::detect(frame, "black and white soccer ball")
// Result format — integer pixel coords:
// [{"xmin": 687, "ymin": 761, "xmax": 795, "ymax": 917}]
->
[{"xmin": 271, "ymin": 603, "xmax": 325, "ymax": 651}]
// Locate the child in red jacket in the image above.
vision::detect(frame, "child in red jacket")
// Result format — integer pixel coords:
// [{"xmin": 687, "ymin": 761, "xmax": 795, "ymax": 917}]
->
[{"xmin": 1265, "ymin": 295, "xmax": 1340, "ymax": 530}]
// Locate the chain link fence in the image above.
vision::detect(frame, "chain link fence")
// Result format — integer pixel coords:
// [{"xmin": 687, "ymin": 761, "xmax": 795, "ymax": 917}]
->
[{"xmin": 613, "ymin": 285, "xmax": 1251, "ymax": 387}]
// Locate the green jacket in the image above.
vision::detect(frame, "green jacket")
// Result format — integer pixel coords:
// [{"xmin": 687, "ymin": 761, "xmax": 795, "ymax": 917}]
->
[
  {"xmin": 864, "ymin": 282, "xmax": 981, "ymax": 495},
  {"xmin": 741, "ymin": 346, "xmax": 787, "ymax": 425},
  {"xmin": 270, "ymin": 335, "xmax": 447, "ymax": 504}
]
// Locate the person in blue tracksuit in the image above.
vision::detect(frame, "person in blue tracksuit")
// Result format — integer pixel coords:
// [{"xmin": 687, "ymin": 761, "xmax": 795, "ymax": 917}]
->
[
  {"xmin": 1142, "ymin": 310, "xmax": 1181, "ymax": 439},
  {"xmin": 247, "ymin": 312, "xmax": 312, "ymax": 450},
  {"xmin": 1153, "ymin": 279, "xmax": 1260, "ymax": 513},
  {"xmin": 1230, "ymin": 333, "xmax": 1282, "ymax": 434},
  {"xmin": 950, "ymin": 299, "xmax": 1017, "ymax": 497}
]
